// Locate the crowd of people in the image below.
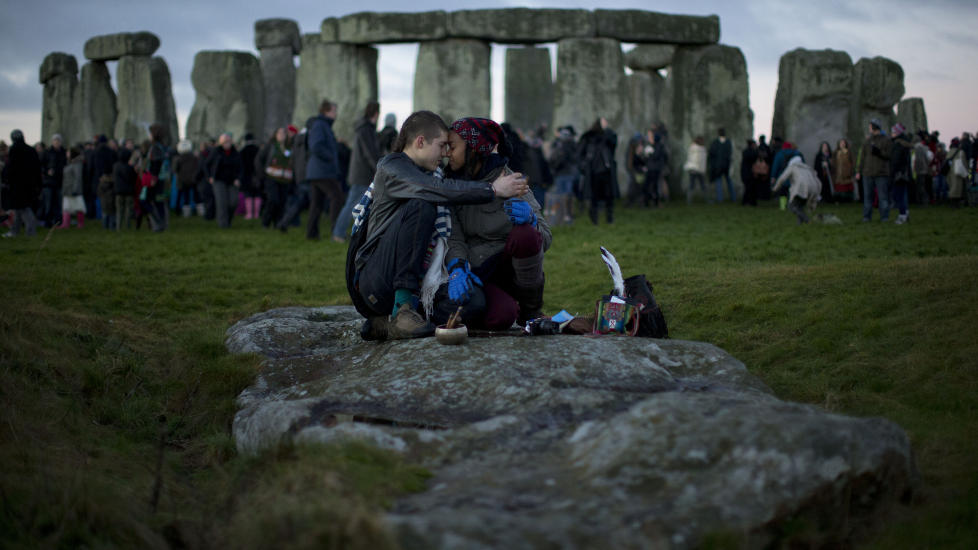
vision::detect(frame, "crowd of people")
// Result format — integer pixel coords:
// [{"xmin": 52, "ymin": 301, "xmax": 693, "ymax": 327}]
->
[{"xmin": 3, "ymin": 103, "xmax": 977, "ymax": 340}]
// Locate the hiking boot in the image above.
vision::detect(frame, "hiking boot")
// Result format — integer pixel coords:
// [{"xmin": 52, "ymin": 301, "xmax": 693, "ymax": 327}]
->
[
  {"xmin": 360, "ymin": 316, "xmax": 389, "ymax": 341},
  {"xmin": 388, "ymin": 303, "xmax": 435, "ymax": 340}
]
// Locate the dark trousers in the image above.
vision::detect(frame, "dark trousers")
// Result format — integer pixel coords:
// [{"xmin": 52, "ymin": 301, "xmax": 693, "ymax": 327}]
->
[
  {"xmin": 589, "ymin": 172, "xmax": 615, "ymax": 224},
  {"xmin": 307, "ymin": 178, "xmax": 343, "ymax": 239},
  {"xmin": 642, "ymin": 169, "xmax": 660, "ymax": 207},
  {"xmin": 262, "ymin": 181, "xmax": 288, "ymax": 228},
  {"xmin": 357, "ymin": 199, "xmax": 437, "ymax": 317},
  {"xmin": 432, "ymin": 224, "xmax": 544, "ymax": 330}
]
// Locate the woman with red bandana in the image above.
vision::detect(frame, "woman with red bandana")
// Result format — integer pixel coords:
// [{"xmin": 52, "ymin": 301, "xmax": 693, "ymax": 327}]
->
[{"xmin": 434, "ymin": 117, "xmax": 552, "ymax": 330}]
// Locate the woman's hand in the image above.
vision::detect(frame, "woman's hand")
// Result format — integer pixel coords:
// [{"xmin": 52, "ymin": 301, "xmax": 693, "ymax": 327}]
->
[{"xmin": 505, "ymin": 199, "xmax": 537, "ymax": 227}]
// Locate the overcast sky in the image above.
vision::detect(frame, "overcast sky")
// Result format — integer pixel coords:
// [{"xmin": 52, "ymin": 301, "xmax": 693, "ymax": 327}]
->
[{"xmin": 1, "ymin": 0, "xmax": 975, "ymax": 145}]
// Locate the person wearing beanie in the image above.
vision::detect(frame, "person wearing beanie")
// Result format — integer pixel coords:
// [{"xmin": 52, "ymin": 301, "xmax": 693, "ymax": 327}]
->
[
  {"xmin": 434, "ymin": 116, "xmax": 552, "ymax": 330},
  {"xmin": 857, "ymin": 118, "xmax": 894, "ymax": 221}
]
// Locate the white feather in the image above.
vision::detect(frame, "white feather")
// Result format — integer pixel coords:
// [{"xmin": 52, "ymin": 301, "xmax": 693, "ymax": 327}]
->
[{"xmin": 600, "ymin": 246, "xmax": 625, "ymax": 297}]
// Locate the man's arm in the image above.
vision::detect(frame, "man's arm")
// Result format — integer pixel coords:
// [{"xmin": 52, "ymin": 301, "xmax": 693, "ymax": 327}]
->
[{"xmin": 380, "ymin": 155, "xmax": 526, "ymax": 205}]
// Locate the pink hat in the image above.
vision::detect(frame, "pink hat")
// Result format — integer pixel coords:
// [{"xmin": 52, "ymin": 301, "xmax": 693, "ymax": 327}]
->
[{"xmin": 891, "ymin": 123, "xmax": 905, "ymax": 136}]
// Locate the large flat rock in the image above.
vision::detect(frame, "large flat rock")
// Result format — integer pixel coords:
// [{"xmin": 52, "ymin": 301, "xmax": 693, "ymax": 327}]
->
[
  {"xmin": 227, "ymin": 306, "xmax": 917, "ymax": 549},
  {"xmin": 83, "ymin": 31, "xmax": 160, "ymax": 62},
  {"xmin": 447, "ymin": 9, "xmax": 594, "ymax": 43},
  {"xmin": 595, "ymin": 9, "xmax": 719, "ymax": 44},
  {"xmin": 335, "ymin": 11, "xmax": 448, "ymax": 44}
]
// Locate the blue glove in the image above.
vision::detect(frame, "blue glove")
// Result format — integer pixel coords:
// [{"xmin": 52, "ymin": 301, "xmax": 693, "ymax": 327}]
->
[
  {"xmin": 505, "ymin": 199, "xmax": 537, "ymax": 227},
  {"xmin": 446, "ymin": 259, "xmax": 483, "ymax": 303}
]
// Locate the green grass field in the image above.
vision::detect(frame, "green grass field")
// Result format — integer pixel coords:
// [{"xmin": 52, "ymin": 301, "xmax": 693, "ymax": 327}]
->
[{"xmin": 1, "ymin": 200, "xmax": 976, "ymax": 548}]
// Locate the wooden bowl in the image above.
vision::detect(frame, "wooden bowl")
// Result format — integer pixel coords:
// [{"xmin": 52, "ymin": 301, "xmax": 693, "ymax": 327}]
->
[{"xmin": 435, "ymin": 324, "xmax": 468, "ymax": 345}]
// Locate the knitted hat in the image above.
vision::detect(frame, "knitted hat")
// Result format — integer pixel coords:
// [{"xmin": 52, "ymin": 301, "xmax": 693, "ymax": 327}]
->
[
  {"xmin": 891, "ymin": 123, "xmax": 905, "ymax": 136},
  {"xmin": 870, "ymin": 118, "xmax": 882, "ymax": 130},
  {"xmin": 451, "ymin": 117, "xmax": 504, "ymax": 156},
  {"xmin": 287, "ymin": 125, "xmax": 298, "ymax": 135}
]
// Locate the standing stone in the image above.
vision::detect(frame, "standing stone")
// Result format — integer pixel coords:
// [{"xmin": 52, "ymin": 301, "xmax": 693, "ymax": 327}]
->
[
  {"xmin": 186, "ymin": 51, "xmax": 264, "ymax": 145},
  {"xmin": 624, "ymin": 44, "xmax": 677, "ymax": 71},
  {"xmin": 771, "ymin": 49, "xmax": 854, "ymax": 161},
  {"xmin": 115, "ymin": 55, "xmax": 179, "ymax": 145},
  {"xmin": 896, "ymin": 98, "xmax": 928, "ymax": 135},
  {"xmin": 594, "ymin": 10, "xmax": 720, "ymax": 44},
  {"xmin": 414, "ymin": 39, "xmax": 491, "ymax": 126},
  {"xmin": 83, "ymin": 31, "xmax": 160, "ymax": 62},
  {"xmin": 73, "ymin": 61, "xmax": 117, "ymax": 142},
  {"xmin": 553, "ymin": 38, "xmax": 626, "ymax": 140},
  {"xmin": 448, "ymin": 9, "xmax": 594, "ymax": 43},
  {"xmin": 256, "ymin": 19, "xmax": 301, "ymax": 141},
  {"xmin": 504, "ymin": 47, "xmax": 553, "ymax": 132},
  {"xmin": 320, "ymin": 18, "xmax": 339, "ymax": 43},
  {"xmin": 39, "ymin": 53, "xmax": 78, "ymax": 145},
  {"xmin": 294, "ymin": 43, "xmax": 377, "ymax": 144},
  {"xmin": 663, "ymin": 45, "xmax": 753, "ymax": 199},
  {"xmin": 848, "ymin": 56, "xmax": 904, "ymax": 153}
]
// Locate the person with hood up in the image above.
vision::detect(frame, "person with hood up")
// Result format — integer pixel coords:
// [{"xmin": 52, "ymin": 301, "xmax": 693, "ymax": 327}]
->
[
  {"xmin": 305, "ymin": 99, "xmax": 345, "ymax": 241},
  {"xmin": 2, "ymin": 130, "xmax": 41, "ymax": 237},
  {"xmin": 772, "ymin": 156, "xmax": 821, "ymax": 224},
  {"xmin": 888, "ymin": 123, "xmax": 913, "ymax": 224},
  {"xmin": 378, "ymin": 113, "xmax": 398, "ymax": 155}
]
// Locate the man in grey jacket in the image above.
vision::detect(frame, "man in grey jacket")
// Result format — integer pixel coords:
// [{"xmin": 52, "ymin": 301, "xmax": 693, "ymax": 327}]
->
[
  {"xmin": 332, "ymin": 101, "xmax": 381, "ymax": 242},
  {"xmin": 352, "ymin": 110, "xmax": 529, "ymax": 340}
]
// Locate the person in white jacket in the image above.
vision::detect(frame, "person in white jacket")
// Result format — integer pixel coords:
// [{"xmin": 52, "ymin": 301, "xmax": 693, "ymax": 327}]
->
[
  {"xmin": 772, "ymin": 156, "xmax": 821, "ymax": 224},
  {"xmin": 684, "ymin": 136, "xmax": 707, "ymax": 204}
]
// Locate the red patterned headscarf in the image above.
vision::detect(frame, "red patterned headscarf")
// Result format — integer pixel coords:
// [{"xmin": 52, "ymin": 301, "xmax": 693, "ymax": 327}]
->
[{"xmin": 451, "ymin": 117, "xmax": 504, "ymax": 157}]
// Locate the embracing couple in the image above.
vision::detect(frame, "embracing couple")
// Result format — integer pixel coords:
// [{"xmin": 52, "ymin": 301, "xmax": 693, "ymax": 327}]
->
[{"xmin": 346, "ymin": 111, "xmax": 552, "ymax": 340}]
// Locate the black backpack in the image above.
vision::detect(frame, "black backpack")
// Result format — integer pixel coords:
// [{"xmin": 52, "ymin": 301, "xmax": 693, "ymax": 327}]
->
[{"xmin": 619, "ymin": 274, "xmax": 669, "ymax": 338}]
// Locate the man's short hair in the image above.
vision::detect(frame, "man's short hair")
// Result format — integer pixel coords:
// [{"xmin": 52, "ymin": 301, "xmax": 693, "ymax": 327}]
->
[
  {"xmin": 364, "ymin": 101, "xmax": 380, "ymax": 120},
  {"xmin": 392, "ymin": 110, "xmax": 448, "ymax": 153},
  {"xmin": 717, "ymin": 128, "xmax": 726, "ymax": 137},
  {"xmin": 319, "ymin": 99, "xmax": 335, "ymax": 114}
]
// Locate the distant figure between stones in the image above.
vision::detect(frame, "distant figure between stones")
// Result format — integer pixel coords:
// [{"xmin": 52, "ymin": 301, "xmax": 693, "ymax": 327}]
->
[{"xmin": 304, "ymin": 99, "xmax": 344, "ymax": 241}]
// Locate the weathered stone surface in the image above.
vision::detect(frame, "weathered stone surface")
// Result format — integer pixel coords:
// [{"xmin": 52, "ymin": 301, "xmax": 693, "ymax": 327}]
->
[
  {"xmin": 294, "ymin": 42, "xmax": 377, "ymax": 144},
  {"xmin": 39, "ymin": 52, "xmax": 77, "ymax": 85},
  {"xmin": 663, "ymin": 45, "xmax": 753, "ymax": 198},
  {"xmin": 83, "ymin": 31, "xmax": 160, "ymax": 62},
  {"xmin": 73, "ymin": 62, "xmax": 117, "ymax": 142},
  {"xmin": 186, "ymin": 51, "xmax": 263, "ymax": 144},
  {"xmin": 771, "ymin": 49, "xmax": 853, "ymax": 161},
  {"xmin": 259, "ymin": 46, "xmax": 297, "ymax": 141},
  {"xmin": 227, "ymin": 306, "xmax": 917, "ymax": 549},
  {"xmin": 595, "ymin": 10, "xmax": 719, "ymax": 44},
  {"xmin": 40, "ymin": 53, "xmax": 78, "ymax": 144},
  {"xmin": 504, "ymin": 47, "xmax": 554, "ymax": 132},
  {"xmin": 448, "ymin": 9, "xmax": 594, "ymax": 43},
  {"xmin": 414, "ymin": 39, "xmax": 490, "ymax": 126},
  {"xmin": 336, "ymin": 11, "xmax": 447, "ymax": 44},
  {"xmin": 848, "ymin": 56, "xmax": 903, "ymax": 152},
  {"xmin": 115, "ymin": 56, "xmax": 179, "ymax": 145},
  {"xmin": 625, "ymin": 44, "xmax": 677, "ymax": 71},
  {"xmin": 897, "ymin": 97, "xmax": 928, "ymax": 135},
  {"xmin": 853, "ymin": 56, "xmax": 905, "ymax": 109},
  {"xmin": 319, "ymin": 18, "xmax": 339, "ymax": 43},
  {"xmin": 42, "ymin": 74, "xmax": 77, "ymax": 145},
  {"xmin": 301, "ymin": 33, "xmax": 321, "ymax": 50},
  {"xmin": 553, "ymin": 38, "xmax": 626, "ymax": 142},
  {"xmin": 255, "ymin": 18, "xmax": 301, "ymax": 54}
]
